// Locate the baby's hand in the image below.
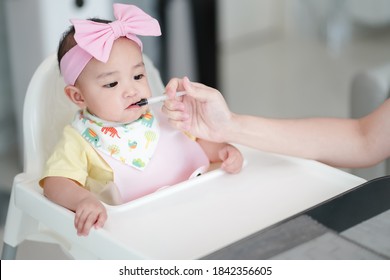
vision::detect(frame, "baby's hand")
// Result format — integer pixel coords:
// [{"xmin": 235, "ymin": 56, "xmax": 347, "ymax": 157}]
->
[
  {"xmin": 218, "ymin": 144, "xmax": 244, "ymax": 174},
  {"xmin": 74, "ymin": 196, "xmax": 107, "ymax": 236}
]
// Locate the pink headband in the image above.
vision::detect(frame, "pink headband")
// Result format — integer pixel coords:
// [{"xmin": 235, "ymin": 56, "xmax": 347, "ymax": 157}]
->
[{"xmin": 60, "ymin": 3, "xmax": 161, "ymax": 85}]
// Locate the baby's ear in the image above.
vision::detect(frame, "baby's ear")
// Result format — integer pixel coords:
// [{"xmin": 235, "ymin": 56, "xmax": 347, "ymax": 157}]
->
[{"xmin": 64, "ymin": 85, "xmax": 86, "ymax": 108}]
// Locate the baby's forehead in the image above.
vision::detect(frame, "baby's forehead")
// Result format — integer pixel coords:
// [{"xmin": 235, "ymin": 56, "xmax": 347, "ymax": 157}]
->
[
  {"xmin": 108, "ymin": 38, "xmax": 142, "ymax": 57},
  {"xmin": 113, "ymin": 37, "xmax": 142, "ymax": 49}
]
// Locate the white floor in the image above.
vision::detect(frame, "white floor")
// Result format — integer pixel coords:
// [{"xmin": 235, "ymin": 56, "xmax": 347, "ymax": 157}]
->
[{"xmin": 1, "ymin": 20, "xmax": 390, "ymax": 260}]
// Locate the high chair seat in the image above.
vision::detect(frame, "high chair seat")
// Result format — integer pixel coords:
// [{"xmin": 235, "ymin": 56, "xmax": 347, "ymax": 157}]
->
[{"xmin": 1, "ymin": 54, "xmax": 365, "ymax": 259}]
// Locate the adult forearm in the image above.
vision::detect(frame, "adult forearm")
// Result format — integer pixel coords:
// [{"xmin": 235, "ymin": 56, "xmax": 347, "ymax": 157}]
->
[{"xmin": 223, "ymin": 114, "xmax": 370, "ymax": 168}]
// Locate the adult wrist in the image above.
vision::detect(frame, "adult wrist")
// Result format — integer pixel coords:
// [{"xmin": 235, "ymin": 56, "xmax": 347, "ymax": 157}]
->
[{"xmin": 222, "ymin": 112, "xmax": 241, "ymax": 143}]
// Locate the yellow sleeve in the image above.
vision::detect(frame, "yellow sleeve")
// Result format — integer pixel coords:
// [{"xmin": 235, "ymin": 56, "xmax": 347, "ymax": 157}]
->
[{"xmin": 39, "ymin": 125, "xmax": 113, "ymax": 189}]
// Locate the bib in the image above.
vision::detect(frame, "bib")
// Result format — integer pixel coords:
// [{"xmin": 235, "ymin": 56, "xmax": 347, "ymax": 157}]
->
[{"xmin": 72, "ymin": 109, "xmax": 160, "ymax": 171}]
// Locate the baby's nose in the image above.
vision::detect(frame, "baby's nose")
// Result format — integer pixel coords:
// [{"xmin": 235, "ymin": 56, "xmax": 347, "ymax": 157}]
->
[{"xmin": 123, "ymin": 88, "xmax": 138, "ymax": 98}]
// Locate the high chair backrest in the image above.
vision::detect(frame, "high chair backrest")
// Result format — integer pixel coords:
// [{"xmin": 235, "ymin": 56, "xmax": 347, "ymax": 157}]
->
[{"xmin": 22, "ymin": 54, "xmax": 165, "ymax": 177}]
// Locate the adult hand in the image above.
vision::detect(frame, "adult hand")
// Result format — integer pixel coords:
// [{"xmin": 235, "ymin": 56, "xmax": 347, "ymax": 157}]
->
[{"xmin": 162, "ymin": 77, "xmax": 233, "ymax": 143}]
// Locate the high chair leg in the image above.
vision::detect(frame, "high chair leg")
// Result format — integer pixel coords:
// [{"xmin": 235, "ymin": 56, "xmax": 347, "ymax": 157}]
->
[{"xmin": 2, "ymin": 184, "xmax": 39, "ymax": 259}]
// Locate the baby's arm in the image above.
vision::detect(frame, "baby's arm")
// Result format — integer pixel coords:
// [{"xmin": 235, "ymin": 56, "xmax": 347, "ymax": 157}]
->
[
  {"xmin": 43, "ymin": 176, "xmax": 107, "ymax": 236},
  {"xmin": 197, "ymin": 139, "xmax": 243, "ymax": 174}
]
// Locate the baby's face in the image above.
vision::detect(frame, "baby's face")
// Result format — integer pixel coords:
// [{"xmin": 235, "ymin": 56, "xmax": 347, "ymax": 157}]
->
[{"xmin": 76, "ymin": 38, "xmax": 152, "ymax": 123}]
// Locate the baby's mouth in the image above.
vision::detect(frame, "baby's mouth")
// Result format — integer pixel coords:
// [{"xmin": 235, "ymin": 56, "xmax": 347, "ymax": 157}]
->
[
  {"xmin": 127, "ymin": 99, "xmax": 147, "ymax": 109},
  {"xmin": 132, "ymin": 99, "xmax": 148, "ymax": 106},
  {"xmin": 127, "ymin": 102, "xmax": 139, "ymax": 109}
]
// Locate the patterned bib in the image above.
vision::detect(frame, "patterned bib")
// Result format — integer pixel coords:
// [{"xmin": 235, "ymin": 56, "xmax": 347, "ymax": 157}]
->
[{"xmin": 72, "ymin": 109, "xmax": 160, "ymax": 171}]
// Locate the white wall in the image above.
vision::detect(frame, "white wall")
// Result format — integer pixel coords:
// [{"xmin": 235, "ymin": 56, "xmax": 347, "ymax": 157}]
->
[{"xmin": 218, "ymin": 0, "xmax": 283, "ymax": 44}]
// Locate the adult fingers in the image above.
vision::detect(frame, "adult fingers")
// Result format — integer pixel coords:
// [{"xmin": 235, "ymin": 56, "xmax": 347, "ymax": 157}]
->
[{"xmin": 165, "ymin": 77, "xmax": 185, "ymax": 98}]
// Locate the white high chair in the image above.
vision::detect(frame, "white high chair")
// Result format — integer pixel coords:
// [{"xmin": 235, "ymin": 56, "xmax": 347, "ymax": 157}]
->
[
  {"xmin": 2, "ymin": 54, "xmax": 365, "ymax": 260},
  {"xmin": 1, "ymin": 53, "xmax": 163, "ymax": 259}
]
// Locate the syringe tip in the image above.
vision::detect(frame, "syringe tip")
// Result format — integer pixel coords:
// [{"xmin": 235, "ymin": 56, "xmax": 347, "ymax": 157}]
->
[{"xmin": 134, "ymin": 98, "xmax": 148, "ymax": 106}]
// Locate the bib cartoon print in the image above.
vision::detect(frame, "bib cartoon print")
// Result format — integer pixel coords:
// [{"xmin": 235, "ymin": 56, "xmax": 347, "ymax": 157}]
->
[{"xmin": 72, "ymin": 109, "xmax": 160, "ymax": 171}]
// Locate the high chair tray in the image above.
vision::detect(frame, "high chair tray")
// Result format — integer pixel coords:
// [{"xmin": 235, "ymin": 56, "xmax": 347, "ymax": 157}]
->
[
  {"xmin": 206, "ymin": 175, "xmax": 390, "ymax": 259},
  {"xmin": 102, "ymin": 146, "xmax": 365, "ymax": 259},
  {"xmin": 14, "ymin": 146, "xmax": 365, "ymax": 259}
]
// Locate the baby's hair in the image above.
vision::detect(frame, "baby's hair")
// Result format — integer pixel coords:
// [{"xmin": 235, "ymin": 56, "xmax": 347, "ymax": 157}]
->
[{"xmin": 57, "ymin": 18, "xmax": 112, "ymax": 70}]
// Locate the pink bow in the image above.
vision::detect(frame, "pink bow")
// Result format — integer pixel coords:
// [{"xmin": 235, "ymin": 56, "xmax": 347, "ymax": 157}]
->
[
  {"xmin": 72, "ymin": 3, "xmax": 161, "ymax": 63},
  {"xmin": 60, "ymin": 4, "xmax": 161, "ymax": 85}
]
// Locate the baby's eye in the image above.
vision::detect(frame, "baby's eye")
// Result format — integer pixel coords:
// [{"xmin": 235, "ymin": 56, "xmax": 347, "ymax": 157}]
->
[
  {"xmin": 134, "ymin": 74, "xmax": 144, "ymax": 80},
  {"xmin": 104, "ymin": 81, "xmax": 118, "ymax": 88}
]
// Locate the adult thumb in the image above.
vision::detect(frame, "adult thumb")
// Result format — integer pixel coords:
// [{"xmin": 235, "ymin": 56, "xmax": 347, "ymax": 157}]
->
[
  {"xmin": 183, "ymin": 76, "xmax": 195, "ymax": 94},
  {"xmin": 183, "ymin": 76, "xmax": 210, "ymax": 102}
]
